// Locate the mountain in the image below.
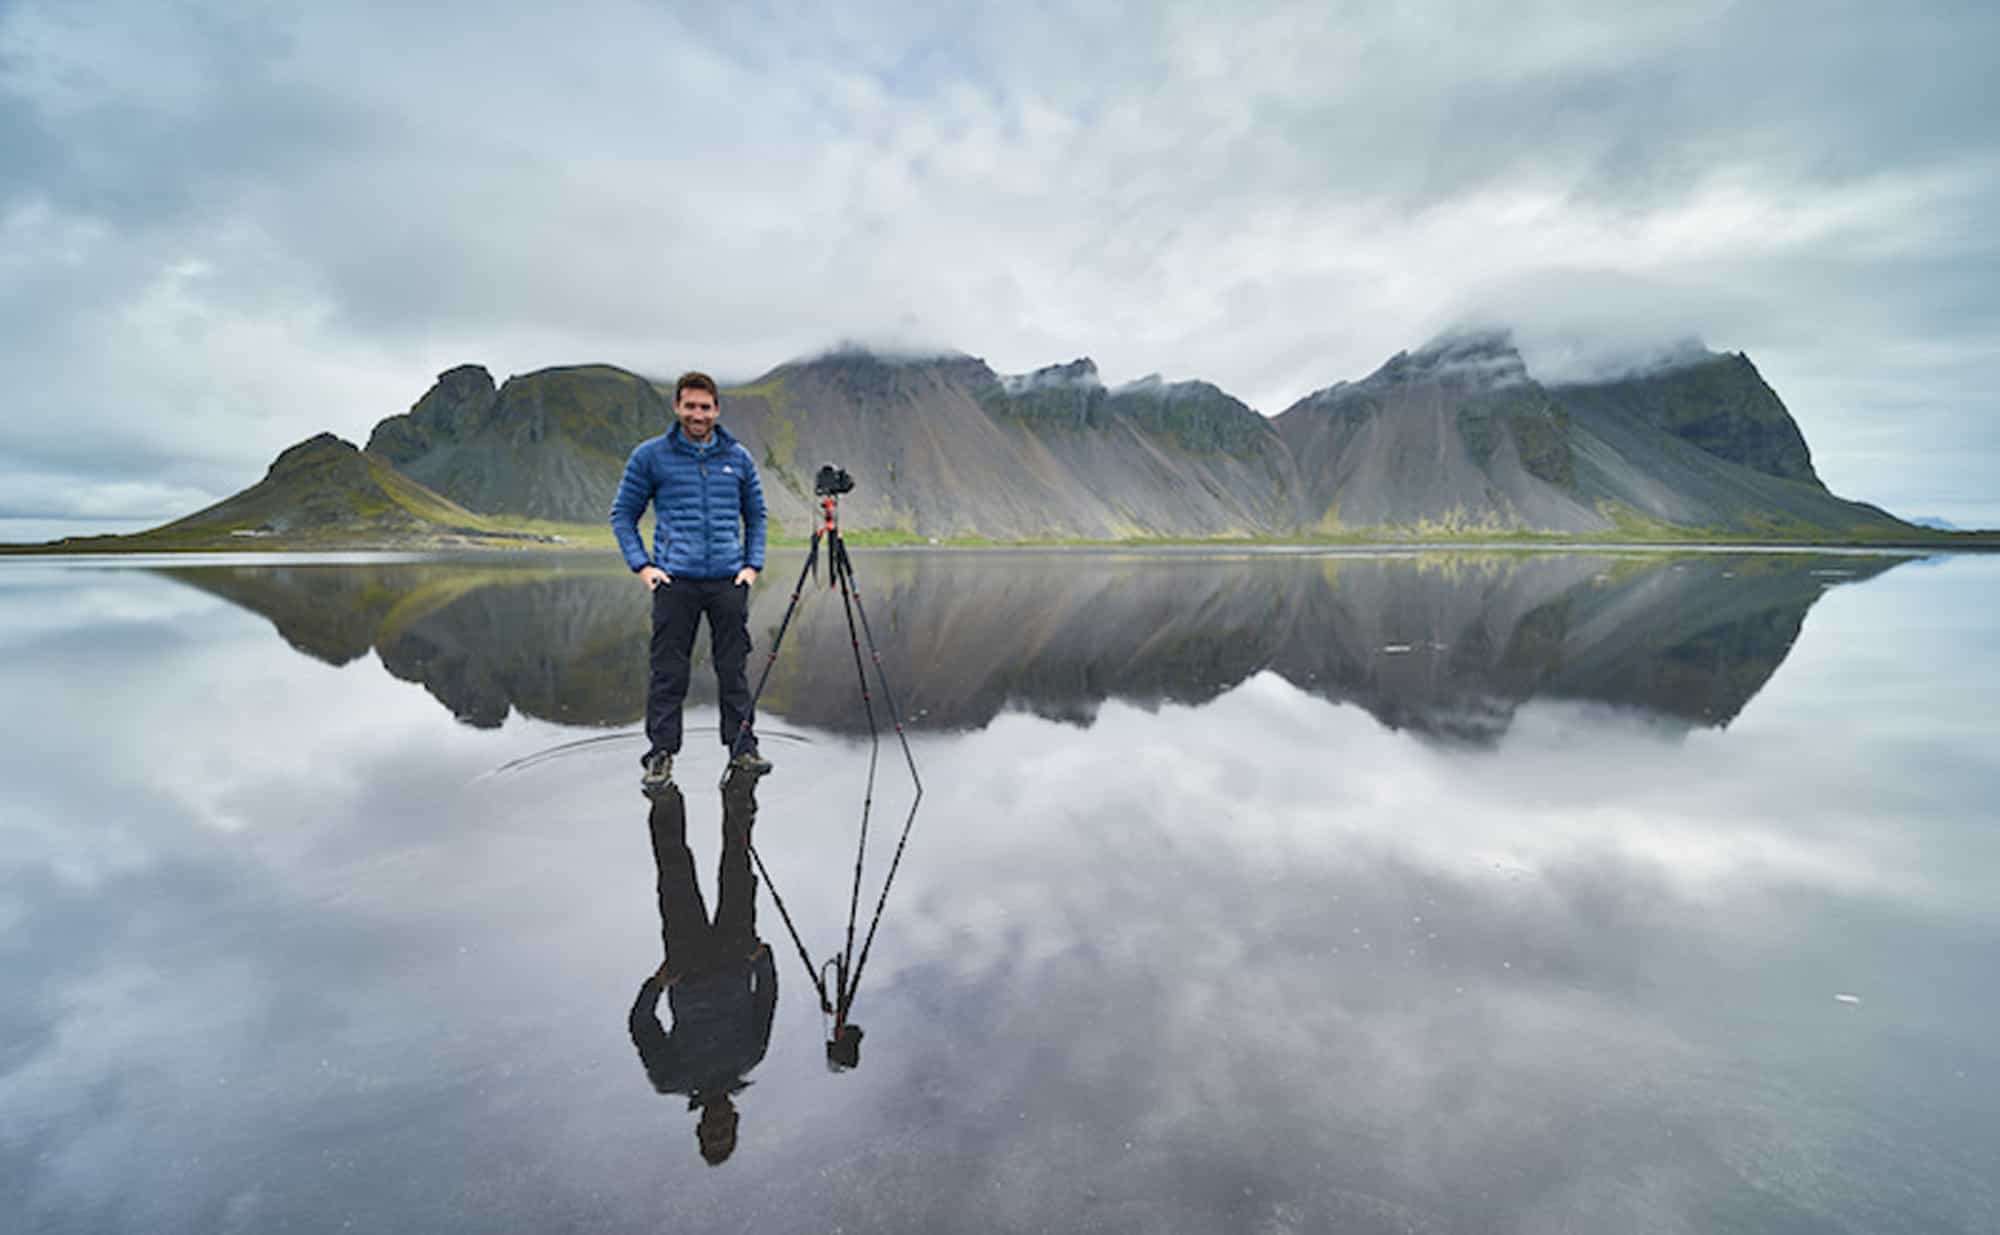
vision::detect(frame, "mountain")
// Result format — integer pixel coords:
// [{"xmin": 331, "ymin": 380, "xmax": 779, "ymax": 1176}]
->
[
  {"xmin": 1548, "ymin": 346, "xmax": 1821, "ymax": 485},
  {"xmin": 155, "ymin": 550, "xmax": 1901, "ymax": 741},
  {"xmin": 1909, "ymin": 516, "xmax": 1961, "ymax": 531},
  {"xmin": 691, "ymin": 350, "xmax": 1302, "ymax": 539},
  {"xmin": 22, "ymin": 328, "xmax": 1940, "ymax": 553},
  {"xmin": 112, "ymin": 433, "xmax": 552, "ymax": 550},
  {"xmin": 344, "ymin": 332, "xmax": 1916, "ymax": 542},
  {"xmin": 360, "ymin": 351, "xmax": 1293, "ymax": 539},
  {"xmin": 365, "ymin": 363, "xmax": 670, "ymax": 524},
  {"xmin": 1272, "ymin": 331, "xmax": 1905, "ymax": 537}
]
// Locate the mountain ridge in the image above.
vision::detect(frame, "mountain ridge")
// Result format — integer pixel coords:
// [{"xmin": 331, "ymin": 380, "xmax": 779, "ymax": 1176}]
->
[{"xmin": 6, "ymin": 328, "xmax": 1957, "ymax": 552}]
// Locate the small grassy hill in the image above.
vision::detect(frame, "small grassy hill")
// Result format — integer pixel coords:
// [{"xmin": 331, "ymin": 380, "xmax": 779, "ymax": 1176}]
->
[{"xmin": 43, "ymin": 433, "xmax": 580, "ymax": 552}]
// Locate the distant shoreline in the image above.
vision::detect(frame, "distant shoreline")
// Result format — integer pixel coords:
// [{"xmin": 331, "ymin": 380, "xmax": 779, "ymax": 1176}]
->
[{"xmin": 4, "ymin": 532, "xmax": 1995, "ymax": 560}]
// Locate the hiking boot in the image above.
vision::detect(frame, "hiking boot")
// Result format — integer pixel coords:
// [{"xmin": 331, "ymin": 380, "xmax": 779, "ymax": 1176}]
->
[
  {"xmin": 640, "ymin": 751, "xmax": 674, "ymax": 791},
  {"xmin": 728, "ymin": 748, "xmax": 773, "ymax": 777}
]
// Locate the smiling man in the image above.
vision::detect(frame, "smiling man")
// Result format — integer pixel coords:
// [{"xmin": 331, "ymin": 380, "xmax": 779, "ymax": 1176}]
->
[{"xmin": 611, "ymin": 371, "xmax": 771, "ymax": 789}]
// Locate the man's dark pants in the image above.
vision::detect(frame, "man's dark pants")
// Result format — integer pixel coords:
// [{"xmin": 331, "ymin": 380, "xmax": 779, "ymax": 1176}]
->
[
  {"xmin": 648, "ymin": 786, "xmax": 760, "ymax": 977},
  {"xmin": 647, "ymin": 576, "xmax": 756, "ymax": 759}
]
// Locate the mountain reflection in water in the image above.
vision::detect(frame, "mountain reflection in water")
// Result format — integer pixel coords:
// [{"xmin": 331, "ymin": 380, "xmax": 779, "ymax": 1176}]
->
[
  {"xmin": 7, "ymin": 549, "xmax": 1995, "ymax": 1234},
  {"xmin": 159, "ymin": 550, "xmax": 1902, "ymax": 742}
]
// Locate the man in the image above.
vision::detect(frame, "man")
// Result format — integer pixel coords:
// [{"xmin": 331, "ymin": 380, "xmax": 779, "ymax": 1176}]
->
[
  {"xmin": 611, "ymin": 371, "xmax": 772, "ymax": 789},
  {"xmin": 628, "ymin": 779, "xmax": 776, "ymax": 1166}
]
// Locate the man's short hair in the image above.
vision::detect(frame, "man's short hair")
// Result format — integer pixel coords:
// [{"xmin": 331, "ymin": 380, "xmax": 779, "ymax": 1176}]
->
[
  {"xmin": 675, "ymin": 371, "xmax": 720, "ymax": 406},
  {"xmin": 696, "ymin": 1100, "xmax": 739, "ymax": 1165}
]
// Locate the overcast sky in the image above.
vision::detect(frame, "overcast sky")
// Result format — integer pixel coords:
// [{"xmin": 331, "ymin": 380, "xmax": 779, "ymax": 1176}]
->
[{"xmin": 2, "ymin": 0, "xmax": 1995, "ymax": 533}]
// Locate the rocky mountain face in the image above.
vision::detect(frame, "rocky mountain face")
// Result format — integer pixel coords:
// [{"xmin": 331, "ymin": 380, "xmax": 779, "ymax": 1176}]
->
[
  {"xmin": 714, "ymin": 351, "xmax": 1301, "ymax": 539},
  {"xmin": 1274, "ymin": 334, "xmax": 1581, "ymax": 533},
  {"xmin": 1273, "ymin": 332, "xmax": 1899, "ymax": 537},
  {"xmin": 366, "ymin": 363, "xmax": 672, "ymax": 523},
  {"xmin": 1550, "ymin": 351, "xmax": 1821, "ymax": 486},
  {"xmin": 353, "ymin": 347, "xmax": 1303, "ymax": 540},
  {"xmin": 129, "ymin": 328, "xmax": 1913, "ymax": 547}
]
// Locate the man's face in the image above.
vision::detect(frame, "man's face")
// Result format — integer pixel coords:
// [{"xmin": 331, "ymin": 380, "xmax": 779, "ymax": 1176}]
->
[{"xmin": 676, "ymin": 388, "xmax": 718, "ymax": 442}]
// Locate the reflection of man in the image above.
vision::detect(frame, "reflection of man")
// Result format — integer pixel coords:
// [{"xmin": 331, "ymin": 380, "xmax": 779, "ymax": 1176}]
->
[
  {"xmin": 610, "ymin": 371, "xmax": 772, "ymax": 791},
  {"xmin": 628, "ymin": 780, "xmax": 776, "ymax": 1166}
]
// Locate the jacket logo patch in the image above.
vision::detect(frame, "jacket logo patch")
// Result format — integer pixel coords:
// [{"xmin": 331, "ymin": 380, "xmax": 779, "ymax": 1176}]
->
[{"xmin": 723, "ymin": 465, "xmax": 734, "ymax": 474}]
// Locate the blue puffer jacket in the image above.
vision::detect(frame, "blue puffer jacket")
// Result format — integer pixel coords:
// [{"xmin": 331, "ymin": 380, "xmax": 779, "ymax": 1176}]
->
[{"xmin": 610, "ymin": 424, "xmax": 767, "ymax": 579}]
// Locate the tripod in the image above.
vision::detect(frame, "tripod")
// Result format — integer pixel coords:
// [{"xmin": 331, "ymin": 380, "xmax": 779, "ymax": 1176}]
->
[{"xmin": 728, "ymin": 485, "xmax": 924, "ymax": 1064}]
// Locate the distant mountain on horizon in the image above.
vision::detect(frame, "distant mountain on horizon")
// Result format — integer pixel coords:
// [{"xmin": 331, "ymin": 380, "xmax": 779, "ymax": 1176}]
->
[{"xmin": 12, "ymin": 328, "xmax": 1925, "ymax": 550}]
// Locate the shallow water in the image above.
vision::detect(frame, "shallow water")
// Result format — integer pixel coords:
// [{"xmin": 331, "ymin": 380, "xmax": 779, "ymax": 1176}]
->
[{"xmin": 3, "ymin": 548, "xmax": 1997, "ymax": 1233}]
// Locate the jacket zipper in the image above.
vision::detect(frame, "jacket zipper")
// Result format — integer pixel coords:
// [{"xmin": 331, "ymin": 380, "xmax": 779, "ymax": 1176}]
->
[{"xmin": 698, "ymin": 458, "xmax": 710, "ymax": 576}]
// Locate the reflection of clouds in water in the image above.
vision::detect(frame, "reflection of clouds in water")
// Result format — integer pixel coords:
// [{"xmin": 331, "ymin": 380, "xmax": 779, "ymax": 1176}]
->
[
  {"xmin": 0, "ymin": 578, "xmax": 777, "ymax": 1226},
  {"xmin": 2, "ymin": 647, "xmax": 327, "ymax": 878},
  {"xmin": 802, "ymin": 680, "xmax": 1997, "ymax": 1230},
  {"xmin": 0, "ymin": 581, "xmax": 555, "ymax": 886},
  {"xmin": 4, "ymin": 559, "xmax": 1997, "ymax": 1231},
  {"xmin": 2, "ymin": 762, "xmax": 656, "ymax": 1230},
  {"xmin": 899, "ymin": 675, "xmax": 1993, "ymax": 961},
  {"xmin": 751, "ymin": 628, "xmax": 1996, "ymax": 1224},
  {"xmin": 0, "ymin": 573, "xmax": 226, "ymax": 650}
]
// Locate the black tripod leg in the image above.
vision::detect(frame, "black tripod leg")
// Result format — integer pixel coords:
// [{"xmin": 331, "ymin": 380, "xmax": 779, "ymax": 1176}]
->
[
  {"xmin": 729, "ymin": 526, "xmax": 822, "ymax": 764},
  {"xmin": 834, "ymin": 542, "xmax": 926, "ymax": 1001},
  {"xmin": 748, "ymin": 840, "xmax": 833, "ymax": 1014},
  {"xmin": 828, "ymin": 528, "xmax": 882, "ymax": 998},
  {"xmin": 837, "ymin": 543, "xmax": 923, "ymax": 795}
]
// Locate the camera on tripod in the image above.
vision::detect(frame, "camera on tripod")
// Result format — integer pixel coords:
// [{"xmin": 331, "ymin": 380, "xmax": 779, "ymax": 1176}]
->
[{"xmin": 814, "ymin": 463, "xmax": 855, "ymax": 497}]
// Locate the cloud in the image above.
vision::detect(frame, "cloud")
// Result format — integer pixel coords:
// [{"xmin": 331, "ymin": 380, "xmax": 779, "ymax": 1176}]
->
[
  {"xmin": 0, "ymin": 465, "xmax": 226, "ymax": 521},
  {"xmin": 2, "ymin": 0, "xmax": 1997, "ymax": 527}
]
